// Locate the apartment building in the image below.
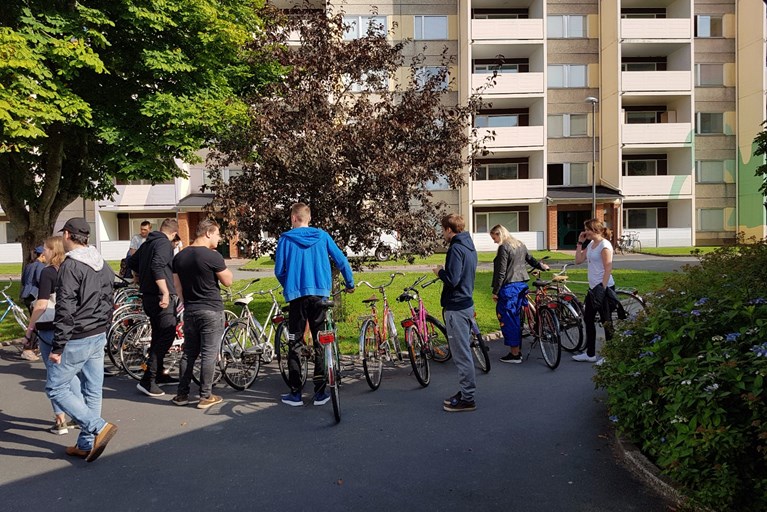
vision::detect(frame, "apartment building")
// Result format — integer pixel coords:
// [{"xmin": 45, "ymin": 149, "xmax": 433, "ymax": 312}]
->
[{"xmin": 1, "ymin": 0, "xmax": 765, "ymax": 262}]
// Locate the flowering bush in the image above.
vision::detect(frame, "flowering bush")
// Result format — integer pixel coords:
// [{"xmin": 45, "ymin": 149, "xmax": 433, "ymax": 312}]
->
[{"xmin": 594, "ymin": 240, "xmax": 767, "ymax": 511}]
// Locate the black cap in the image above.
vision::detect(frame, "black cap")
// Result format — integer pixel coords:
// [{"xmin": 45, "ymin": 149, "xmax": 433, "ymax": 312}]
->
[{"xmin": 60, "ymin": 217, "xmax": 90, "ymax": 236}]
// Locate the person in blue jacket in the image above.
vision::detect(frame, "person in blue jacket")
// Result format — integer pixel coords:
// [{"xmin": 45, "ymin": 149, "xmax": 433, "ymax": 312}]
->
[{"xmin": 274, "ymin": 202, "xmax": 354, "ymax": 407}]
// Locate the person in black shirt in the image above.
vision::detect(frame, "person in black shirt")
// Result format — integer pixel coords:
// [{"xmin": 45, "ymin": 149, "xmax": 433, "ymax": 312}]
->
[
  {"xmin": 171, "ymin": 219, "xmax": 232, "ymax": 409},
  {"xmin": 127, "ymin": 218, "xmax": 180, "ymax": 397}
]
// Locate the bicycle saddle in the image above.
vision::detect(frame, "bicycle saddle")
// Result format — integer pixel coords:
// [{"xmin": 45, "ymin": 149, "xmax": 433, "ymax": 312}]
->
[
  {"xmin": 361, "ymin": 295, "xmax": 379, "ymax": 304},
  {"xmin": 532, "ymin": 279, "xmax": 550, "ymax": 288},
  {"xmin": 319, "ymin": 299, "xmax": 334, "ymax": 309},
  {"xmin": 234, "ymin": 296, "xmax": 254, "ymax": 306},
  {"xmin": 552, "ymin": 275, "xmax": 568, "ymax": 282}
]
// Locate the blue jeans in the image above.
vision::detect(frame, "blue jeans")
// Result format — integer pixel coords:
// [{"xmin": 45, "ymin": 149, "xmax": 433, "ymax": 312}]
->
[
  {"xmin": 497, "ymin": 282, "xmax": 529, "ymax": 348},
  {"xmin": 178, "ymin": 310, "xmax": 224, "ymax": 399},
  {"xmin": 38, "ymin": 330, "xmax": 82, "ymax": 416},
  {"xmin": 46, "ymin": 333, "xmax": 108, "ymax": 451}
]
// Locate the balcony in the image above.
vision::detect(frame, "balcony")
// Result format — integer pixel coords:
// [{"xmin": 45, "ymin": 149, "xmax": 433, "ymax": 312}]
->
[
  {"xmin": 473, "ymin": 178, "xmax": 545, "ymax": 201},
  {"xmin": 100, "ymin": 184, "xmax": 177, "ymax": 210},
  {"xmin": 471, "ymin": 19, "xmax": 544, "ymax": 42},
  {"xmin": 472, "ymin": 72, "xmax": 544, "ymax": 95},
  {"xmin": 622, "ymin": 123, "xmax": 693, "ymax": 147},
  {"xmin": 622, "ymin": 175, "xmax": 692, "ymax": 198},
  {"xmin": 622, "ymin": 71, "xmax": 692, "ymax": 94},
  {"xmin": 620, "ymin": 19, "xmax": 692, "ymax": 40},
  {"xmin": 479, "ymin": 126, "xmax": 545, "ymax": 150}
]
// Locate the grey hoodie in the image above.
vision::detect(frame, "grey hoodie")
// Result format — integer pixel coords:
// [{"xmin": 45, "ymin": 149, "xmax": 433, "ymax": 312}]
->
[{"xmin": 52, "ymin": 245, "xmax": 114, "ymax": 353}]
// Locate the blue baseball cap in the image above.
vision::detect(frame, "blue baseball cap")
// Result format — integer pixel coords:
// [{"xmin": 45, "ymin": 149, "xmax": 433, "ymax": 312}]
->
[{"xmin": 34, "ymin": 245, "xmax": 44, "ymax": 254}]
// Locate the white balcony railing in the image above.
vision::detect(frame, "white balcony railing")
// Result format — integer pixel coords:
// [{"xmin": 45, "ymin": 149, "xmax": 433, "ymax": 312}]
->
[
  {"xmin": 622, "ymin": 123, "xmax": 693, "ymax": 146},
  {"xmin": 473, "ymin": 178, "xmax": 545, "ymax": 201},
  {"xmin": 471, "ymin": 19, "xmax": 544, "ymax": 41},
  {"xmin": 620, "ymin": 18, "xmax": 692, "ymax": 40},
  {"xmin": 624, "ymin": 228, "xmax": 693, "ymax": 248},
  {"xmin": 479, "ymin": 126, "xmax": 545, "ymax": 150},
  {"xmin": 622, "ymin": 175, "xmax": 692, "ymax": 197},
  {"xmin": 102, "ymin": 184, "xmax": 177, "ymax": 209},
  {"xmin": 621, "ymin": 71, "xmax": 692, "ymax": 93},
  {"xmin": 472, "ymin": 72, "xmax": 544, "ymax": 95}
]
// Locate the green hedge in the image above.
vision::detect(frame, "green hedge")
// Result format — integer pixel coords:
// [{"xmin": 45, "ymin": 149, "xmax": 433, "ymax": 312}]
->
[{"xmin": 595, "ymin": 241, "xmax": 767, "ymax": 511}]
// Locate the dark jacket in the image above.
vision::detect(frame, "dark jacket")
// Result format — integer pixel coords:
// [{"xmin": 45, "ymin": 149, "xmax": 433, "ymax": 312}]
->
[
  {"xmin": 20, "ymin": 260, "xmax": 45, "ymax": 299},
  {"xmin": 53, "ymin": 246, "xmax": 114, "ymax": 353},
  {"xmin": 127, "ymin": 231, "xmax": 176, "ymax": 296},
  {"xmin": 438, "ymin": 231, "xmax": 477, "ymax": 311},
  {"xmin": 491, "ymin": 242, "xmax": 544, "ymax": 295}
]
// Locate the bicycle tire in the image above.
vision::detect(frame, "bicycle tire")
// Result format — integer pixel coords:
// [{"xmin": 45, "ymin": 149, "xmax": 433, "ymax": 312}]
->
[
  {"xmin": 406, "ymin": 326, "xmax": 430, "ymax": 387},
  {"xmin": 328, "ymin": 341, "xmax": 341, "ymax": 423},
  {"xmin": 360, "ymin": 319, "xmax": 383, "ymax": 390},
  {"xmin": 611, "ymin": 291, "xmax": 647, "ymax": 323},
  {"xmin": 12, "ymin": 305, "xmax": 29, "ymax": 331},
  {"xmin": 107, "ymin": 313, "xmax": 145, "ymax": 368},
  {"xmin": 191, "ymin": 333, "xmax": 224, "ymax": 387},
  {"xmin": 425, "ymin": 315, "xmax": 450, "ymax": 362},
  {"xmin": 538, "ymin": 307, "xmax": 561, "ymax": 370},
  {"xmin": 119, "ymin": 320, "xmax": 151, "ymax": 380},
  {"xmin": 385, "ymin": 310, "xmax": 405, "ymax": 362},
  {"xmin": 275, "ymin": 322, "xmax": 308, "ymax": 387},
  {"xmin": 633, "ymin": 240, "xmax": 642, "ymax": 253},
  {"xmin": 470, "ymin": 325, "xmax": 491, "ymax": 373},
  {"xmin": 557, "ymin": 299, "xmax": 584, "ymax": 353},
  {"xmin": 220, "ymin": 320, "xmax": 261, "ymax": 390}
]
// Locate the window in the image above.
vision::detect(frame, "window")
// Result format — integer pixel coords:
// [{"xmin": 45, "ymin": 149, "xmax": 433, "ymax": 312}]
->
[
  {"xmin": 697, "ymin": 208, "xmax": 724, "ymax": 231},
  {"xmin": 473, "ymin": 63, "xmax": 521, "ymax": 74},
  {"xmin": 621, "ymin": 62, "xmax": 662, "ymax": 72},
  {"xmin": 623, "ymin": 208, "xmax": 657, "ymax": 229},
  {"xmin": 547, "ymin": 163, "xmax": 588, "ymax": 186},
  {"xmin": 547, "ymin": 65, "xmax": 587, "ymax": 88},
  {"xmin": 476, "ymin": 163, "xmax": 519, "ymax": 180},
  {"xmin": 696, "ymin": 113, "xmax": 724, "ymax": 134},
  {"xmin": 695, "ymin": 15, "xmax": 723, "ymax": 38},
  {"xmin": 345, "ymin": 70, "xmax": 390, "ymax": 92},
  {"xmin": 414, "ymin": 16, "xmax": 448, "ymax": 40},
  {"xmin": 625, "ymin": 111, "xmax": 660, "ymax": 124},
  {"xmin": 548, "ymin": 114, "xmax": 587, "ymax": 137},
  {"xmin": 424, "ymin": 176, "xmax": 450, "ymax": 190},
  {"xmin": 475, "ymin": 212, "xmax": 519, "ymax": 233},
  {"xmin": 129, "ymin": 217, "xmax": 174, "ymax": 238},
  {"xmin": 415, "ymin": 66, "xmax": 447, "ymax": 90},
  {"xmin": 343, "ymin": 16, "xmax": 386, "ymax": 40},
  {"xmin": 547, "ymin": 15, "xmax": 586, "ymax": 38},
  {"xmin": 695, "ymin": 161, "xmax": 725, "ymax": 183},
  {"xmin": 623, "ymin": 160, "xmax": 658, "ymax": 177},
  {"xmin": 3, "ymin": 222, "xmax": 18, "ymax": 244},
  {"xmin": 695, "ymin": 64, "xmax": 724, "ymax": 87},
  {"xmin": 203, "ymin": 169, "xmax": 243, "ymax": 189},
  {"xmin": 475, "ymin": 115, "xmax": 520, "ymax": 128}
]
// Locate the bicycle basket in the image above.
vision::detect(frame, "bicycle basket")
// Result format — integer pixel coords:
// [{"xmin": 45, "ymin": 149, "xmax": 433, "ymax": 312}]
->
[{"xmin": 318, "ymin": 330, "xmax": 335, "ymax": 345}]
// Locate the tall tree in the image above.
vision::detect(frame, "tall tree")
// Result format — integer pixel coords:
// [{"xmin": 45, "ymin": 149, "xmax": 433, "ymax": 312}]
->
[
  {"xmin": 208, "ymin": 8, "xmax": 491, "ymax": 261},
  {"xmin": 0, "ymin": 0, "xmax": 281, "ymax": 264},
  {"xmin": 752, "ymin": 121, "xmax": 767, "ymax": 209}
]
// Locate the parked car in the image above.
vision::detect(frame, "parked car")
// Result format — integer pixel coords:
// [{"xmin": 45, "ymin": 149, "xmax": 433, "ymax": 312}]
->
[{"xmin": 346, "ymin": 231, "xmax": 400, "ymax": 261}]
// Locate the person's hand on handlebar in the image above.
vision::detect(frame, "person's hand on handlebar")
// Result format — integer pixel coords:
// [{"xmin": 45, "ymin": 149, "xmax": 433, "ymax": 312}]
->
[{"xmin": 345, "ymin": 284, "xmax": 355, "ymax": 294}]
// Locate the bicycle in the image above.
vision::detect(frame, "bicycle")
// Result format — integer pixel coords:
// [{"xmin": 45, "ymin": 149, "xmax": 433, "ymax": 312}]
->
[
  {"xmin": 604, "ymin": 288, "xmax": 647, "ymax": 335},
  {"xmin": 617, "ymin": 231, "xmax": 642, "ymax": 254},
  {"xmin": 396, "ymin": 275, "xmax": 450, "ymax": 387},
  {"xmin": 317, "ymin": 291, "xmax": 345, "ymax": 423},
  {"xmin": 521, "ymin": 272, "xmax": 562, "ymax": 369},
  {"xmin": 469, "ymin": 312, "xmax": 491, "ymax": 373},
  {"xmin": 357, "ymin": 273, "xmax": 405, "ymax": 390},
  {"xmin": 547, "ymin": 263, "xmax": 586, "ymax": 352},
  {"xmin": 219, "ymin": 279, "xmax": 285, "ymax": 391},
  {"xmin": 0, "ymin": 281, "xmax": 30, "ymax": 352}
]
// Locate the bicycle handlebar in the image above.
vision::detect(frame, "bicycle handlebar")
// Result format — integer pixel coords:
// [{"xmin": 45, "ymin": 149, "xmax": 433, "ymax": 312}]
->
[
  {"xmin": 356, "ymin": 272, "xmax": 403, "ymax": 291},
  {"xmin": 420, "ymin": 276, "xmax": 440, "ymax": 289},
  {"xmin": 0, "ymin": 279, "xmax": 14, "ymax": 294}
]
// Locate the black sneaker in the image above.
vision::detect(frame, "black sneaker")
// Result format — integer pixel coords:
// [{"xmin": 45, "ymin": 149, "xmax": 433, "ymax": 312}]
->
[
  {"xmin": 443, "ymin": 399, "xmax": 476, "ymax": 412},
  {"xmin": 500, "ymin": 353, "xmax": 522, "ymax": 364},
  {"xmin": 443, "ymin": 392, "xmax": 461, "ymax": 407},
  {"xmin": 171, "ymin": 394, "xmax": 189, "ymax": 406},
  {"xmin": 137, "ymin": 382, "xmax": 165, "ymax": 397},
  {"xmin": 156, "ymin": 374, "xmax": 180, "ymax": 386}
]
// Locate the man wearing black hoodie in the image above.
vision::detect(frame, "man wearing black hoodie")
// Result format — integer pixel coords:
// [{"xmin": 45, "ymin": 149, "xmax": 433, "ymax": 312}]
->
[
  {"xmin": 128, "ymin": 218, "xmax": 179, "ymax": 397},
  {"xmin": 46, "ymin": 217, "xmax": 118, "ymax": 462},
  {"xmin": 433, "ymin": 214, "xmax": 478, "ymax": 412}
]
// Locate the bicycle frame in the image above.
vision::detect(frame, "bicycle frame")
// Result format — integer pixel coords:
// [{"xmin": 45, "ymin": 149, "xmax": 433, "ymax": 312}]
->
[
  {"xmin": 399, "ymin": 275, "xmax": 438, "ymax": 354},
  {"xmin": 357, "ymin": 273, "xmax": 402, "ymax": 357}
]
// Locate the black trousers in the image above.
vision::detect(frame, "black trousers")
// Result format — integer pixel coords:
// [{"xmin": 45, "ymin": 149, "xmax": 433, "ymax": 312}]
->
[
  {"xmin": 141, "ymin": 294, "xmax": 177, "ymax": 385},
  {"xmin": 583, "ymin": 285, "xmax": 615, "ymax": 358},
  {"xmin": 287, "ymin": 296, "xmax": 327, "ymax": 395}
]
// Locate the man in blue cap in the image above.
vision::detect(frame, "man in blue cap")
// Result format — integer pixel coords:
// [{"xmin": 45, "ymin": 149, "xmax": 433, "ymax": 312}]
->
[{"xmin": 20, "ymin": 245, "xmax": 46, "ymax": 360}]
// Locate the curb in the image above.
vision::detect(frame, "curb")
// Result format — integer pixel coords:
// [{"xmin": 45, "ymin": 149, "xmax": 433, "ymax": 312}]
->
[
  {"xmin": 613, "ymin": 432, "xmax": 685, "ymax": 507},
  {"xmin": 0, "ymin": 338, "xmax": 24, "ymax": 347}
]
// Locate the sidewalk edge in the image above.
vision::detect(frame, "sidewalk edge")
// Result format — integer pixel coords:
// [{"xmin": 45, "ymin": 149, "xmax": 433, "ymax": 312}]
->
[{"xmin": 614, "ymin": 432, "xmax": 685, "ymax": 507}]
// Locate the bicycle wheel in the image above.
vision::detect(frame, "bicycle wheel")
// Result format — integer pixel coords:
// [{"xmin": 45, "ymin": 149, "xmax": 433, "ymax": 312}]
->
[
  {"xmin": 12, "ymin": 304, "xmax": 29, "ymax": 331},
  {"xmin": 220, "ymin": 320, "xmax": 260, "ymax": 391},
  {"xmin": 119, "ymin": 320, "xmax": 151, "ymax": 380},
  {"xmin": 557, "ymin": 299, "xmax": 584, "ymax": 353},
  {"xmin": 470, "ymin": 325, "xmax": 491, "ymax": 373},
  {"xmin": 406, "ymin": 326, "xmax": 430, "ymax": 387},
  {"xmin": 611, "ymin": 291, "xmax": 647, "ymax": 323},
  {"xmin": 633, "ymin": 240, "xmax": 642, "ymax": 253},
  {"xmin": 537, "ymin": 307, "xmax": 561, "ymax": 370},
  {"xmin": 424, "ymin": 315, "xmax": 450, "ymax": 362},
  {"xmin": 360, "ymin": 319, "xmax": 382, "ymax": 390},
  {"xmin": 275, "ymin": 322, "xmax": 308, "ymax": 387},
  {"xmin": 191, "ymin": 340, "xmax": 224, "ymax": 387},
  {"xmin": 107, "ymin": 313, "xmax": 145, "ymax": 368},
  {"xmin": 385, "ymin": 310, "xmax": 405, "ymax": 362},
  {"xmin": 327, "ymin": 342, "xmax": 341, "ymax": 423}
]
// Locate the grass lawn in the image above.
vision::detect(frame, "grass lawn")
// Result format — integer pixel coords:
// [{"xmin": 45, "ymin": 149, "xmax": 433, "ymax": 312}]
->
[
  {"xmin": 639, "ymin": 246, "xmax": 719, "ymax": 257},
  {"xmin": 240, "ymin": 250, "xmax": 574, "ymax": 270},
  {"xmin": 0, "ymin": 266, "xmax": 670, "ymax": 353}
]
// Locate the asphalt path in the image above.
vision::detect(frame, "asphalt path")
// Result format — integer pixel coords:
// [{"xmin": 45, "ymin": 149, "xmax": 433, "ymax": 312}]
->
[{"xmin": 0, "ymin": 339, "xmax": 671, "ymax": 511}]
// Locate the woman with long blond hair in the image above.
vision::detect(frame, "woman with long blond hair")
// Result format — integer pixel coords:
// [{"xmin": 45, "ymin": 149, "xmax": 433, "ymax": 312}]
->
[
  {"xmin": 573, "ymin": 218, "xmax": 614, "ymax": 363},
  {"xmin": 24, "ymin": 236, "xmax": 83, "ymax": 435},
  {"xmin": 490, "ymin": 224, "xmax": 549, "ymax": 363}
]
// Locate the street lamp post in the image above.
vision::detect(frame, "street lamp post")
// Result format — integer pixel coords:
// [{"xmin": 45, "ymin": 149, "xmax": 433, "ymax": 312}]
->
[{"xmin": 585, "ymin": 96, "xmax": 599, "ymax": 218}]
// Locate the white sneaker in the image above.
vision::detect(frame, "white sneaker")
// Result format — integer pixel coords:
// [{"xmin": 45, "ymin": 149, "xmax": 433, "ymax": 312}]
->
[
  {"xmin": 572, "ymin": 353, "xmax": 598, "ymax": 363},
  {"xmin": 595, "ymin": 357, "xmax": 606, "ymax": 366}
]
